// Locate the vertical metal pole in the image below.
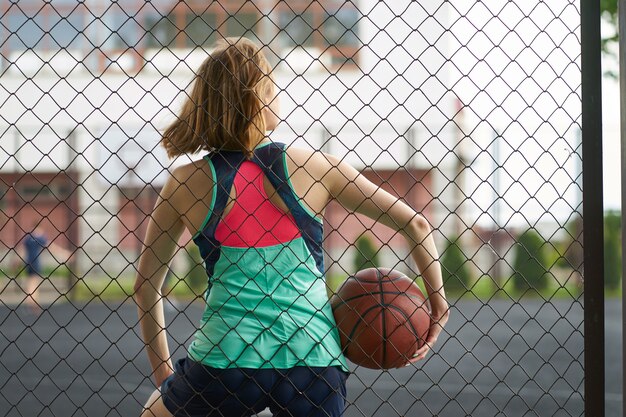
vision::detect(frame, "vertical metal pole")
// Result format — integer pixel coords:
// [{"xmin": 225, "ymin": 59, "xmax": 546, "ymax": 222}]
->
[
  {"xmin": 581, "ymin": 0, "xmax": 605, "ymax": 416},
  {"xmin": 405, "ymin": 128, "xmax": 415, "ymax": 172},
  {"xmin": 619, "ymin": 1, "xmax": 626, "ymax": 416},
  {"xmin": 491, "ymin": 128, "xmax": 501, "ymax": 285},
  {"xmin": 491, "ymin": 128, "xmax": 501, "ymax": 230},
  {"xmin": 66, "ymin": 129, "xmax": 80, "ymax": 302},
  {"xmin": 453, "ymin": 100, "xmax": 466, "ymax": 238}
]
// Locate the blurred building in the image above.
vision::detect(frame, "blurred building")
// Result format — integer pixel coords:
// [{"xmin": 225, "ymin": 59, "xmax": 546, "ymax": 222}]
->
[{"xmin": 0, "ymin": 0, "xmax": 462, "ymax": 278}]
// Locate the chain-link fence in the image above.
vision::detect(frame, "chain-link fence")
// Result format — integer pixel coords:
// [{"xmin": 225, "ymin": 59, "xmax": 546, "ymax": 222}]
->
[{"xmin": 0, "ymin": 1, "xmax": 606, "ymax": 416}]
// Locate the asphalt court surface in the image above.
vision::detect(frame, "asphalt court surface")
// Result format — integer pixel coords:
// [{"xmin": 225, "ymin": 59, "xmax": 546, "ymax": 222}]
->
[{"xmin": 0, "ymin": 297, "xmax": 621, "ymax": 416}]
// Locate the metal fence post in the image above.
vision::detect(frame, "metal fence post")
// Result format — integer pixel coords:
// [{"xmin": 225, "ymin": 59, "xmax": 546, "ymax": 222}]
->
[
  {"xmin": 617, "ymin": 0, "xmax": 626, "ymax": 417},
  {"xmin": 581, "ymin": 0, "xmax": 605, "ymax": 416}
]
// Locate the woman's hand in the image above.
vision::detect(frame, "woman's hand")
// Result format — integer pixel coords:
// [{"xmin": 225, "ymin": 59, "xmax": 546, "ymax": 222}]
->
[{"xmin": 410, "ymin": 299, "xmax": 450, "ymax": 363}]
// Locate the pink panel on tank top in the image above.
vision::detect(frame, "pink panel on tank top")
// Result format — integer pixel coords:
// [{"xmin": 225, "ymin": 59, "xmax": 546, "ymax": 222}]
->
[{"xmin": 215, "ymin": 161, "xmax": 301, "ymax": 247}]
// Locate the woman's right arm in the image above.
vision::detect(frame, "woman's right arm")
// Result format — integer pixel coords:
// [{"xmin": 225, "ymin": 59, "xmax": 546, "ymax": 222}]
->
[
  {"xmin": 133, "ymin": 171, "xmax": 186, "ymax": 387},
  {"xmin": 323, "ymin": 154, "xmax": 449, "ymax": 360}
]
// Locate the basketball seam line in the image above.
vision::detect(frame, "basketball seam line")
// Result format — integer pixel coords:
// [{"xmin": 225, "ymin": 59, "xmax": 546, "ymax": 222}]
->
[
  {"xmin": 332, "ymin": 291, "xmax": 427, "ymax": 308},
  {"xmin": 377, "ymin": 268, "xmax": 387, "ymax": 368}
]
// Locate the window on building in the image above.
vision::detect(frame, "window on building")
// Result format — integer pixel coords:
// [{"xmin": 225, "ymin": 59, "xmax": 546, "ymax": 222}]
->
[
  {"xmin": 16, "ymin": 184, "xmax": 63, "ymax": 202},
  {"xmin": 102, "ymin": 4, "xmax": 146, "ymax": 50},
  {"xmin": 275, "ymin": 3, "xmax": 361, "ymax": 68},
  {"xmin": 278, "ymin": 10, "xmax": 315, "ymax": 47},
  {"xmin": 145, "ymin": 12, "xmax": 178, "ymax": 49},
  {"xmin": 184, "ymin": 11, "xmax": 218, "ymax": 47},
  {"xmin": 4, "ymin": 3, "xmax": 87, "ymax": 52},
  {"xmin": 48, "ymin": 10, "xmax": 85, "ymax": 50},
  {"xmin": 145, "ymin": 8, "xmax": 259, "ymax": 49},
  {"xmin": 321, "ymin": 8, "xmax": 360, "ymax": 47},
  {"xmin": 5, "ymin": 12, "xmax": 45, "ymax": 51},
  {"xmin": 223, "ymin": 12, "xmax": 260, "ymax": 40}
]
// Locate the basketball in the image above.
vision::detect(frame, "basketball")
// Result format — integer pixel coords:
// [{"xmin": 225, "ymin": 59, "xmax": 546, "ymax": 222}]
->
[{"xmin": 331, "ymin": 268, "xmax": 431, "ymax": 369}]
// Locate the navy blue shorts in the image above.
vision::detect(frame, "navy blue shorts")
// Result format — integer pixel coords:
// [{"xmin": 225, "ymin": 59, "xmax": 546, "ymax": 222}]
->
[
  {"xmin": 25, "ymin": 261, "xmax": 42, "ymax": 276},
  {"xmin": 161, "ymin": 357, "xmax": 349, "ymax": 417}
]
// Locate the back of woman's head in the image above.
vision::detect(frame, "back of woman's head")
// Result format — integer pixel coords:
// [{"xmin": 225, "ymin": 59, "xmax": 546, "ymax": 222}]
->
[{"xmin": 161, "ymin": 37, "xmax": 273, "ymax": 158}]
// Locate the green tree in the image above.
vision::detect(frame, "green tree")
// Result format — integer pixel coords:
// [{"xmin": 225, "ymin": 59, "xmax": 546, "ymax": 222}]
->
[
  {"xmin": 601, "ymin": 0, "xmax": 618, "ymax": 77},
  {"xmin": 512, "ymin": 230, "xmax": 550, "ymax": 293},
  {"xmin": 352, "ymin": 234, "xmax": 379, "ymax": 272},
  {"xmin": 560, "ymin": 216, "xmax": 583, "ymax": 270},
  {"xmin": 185, "ymin": 244, "xmax": 207, "ymax": 295},
  {"xmin": 440, "ymin": 237, "xmax": 472, "ymax": 293},
  {"xmin": 604, "ymin": 211, "xmax": 622, "ymax": 290}
]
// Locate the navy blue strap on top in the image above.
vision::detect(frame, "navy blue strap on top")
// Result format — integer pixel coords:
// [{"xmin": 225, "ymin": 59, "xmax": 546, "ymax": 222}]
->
[
  {"xmin": 193, "ymin": 150, "xmax": 245, "ymax": 280},
  {"xmin": 193, "ymin": 143, "xmax": 325, "ymax": 278},
  {"xmin": 252, "ymin": 143, "xmax": 325, "ymax": 274}
]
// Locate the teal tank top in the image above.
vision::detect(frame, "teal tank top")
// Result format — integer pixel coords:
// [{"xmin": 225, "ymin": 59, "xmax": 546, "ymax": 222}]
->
[{"xmin": 187, "ymin": 143, "xmax": 348, "ymax": 371}]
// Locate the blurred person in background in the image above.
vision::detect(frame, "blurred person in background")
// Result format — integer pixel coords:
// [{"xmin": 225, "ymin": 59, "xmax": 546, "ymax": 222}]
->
[{"xmin": 16, "ymin": 219, "xmax": 72, "ymax": 315}]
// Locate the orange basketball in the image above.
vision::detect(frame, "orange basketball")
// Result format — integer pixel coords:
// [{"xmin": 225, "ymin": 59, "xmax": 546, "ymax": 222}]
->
[{"xmin": 331, "ymin": 268, "xmax": 431, "ymax": 369}]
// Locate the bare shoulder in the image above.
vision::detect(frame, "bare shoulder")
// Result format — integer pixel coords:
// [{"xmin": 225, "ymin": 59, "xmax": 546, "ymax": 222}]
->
[
  {"xmin": 284, "ymin": 146, "xmax": 340, "ymax": 177},
  {"xmin": 164, "ymin": 158, "xmax": 213, "ymax": 205},
  {"xmin": 283, "ymin": 145, "xmax": 356, "ymax": 211},
  {"xmin": 170, "ymin": 158, "xmax": 212, "ymax": 185}
]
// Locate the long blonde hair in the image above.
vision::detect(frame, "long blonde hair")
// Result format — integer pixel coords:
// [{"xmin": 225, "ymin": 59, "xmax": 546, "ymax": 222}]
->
[{"xmin": 161, "ymin": 37, "xmax": 273, "ymax": 158}]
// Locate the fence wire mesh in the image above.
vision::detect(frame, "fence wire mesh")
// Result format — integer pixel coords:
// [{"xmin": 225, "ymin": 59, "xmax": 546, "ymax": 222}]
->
[{"xmin": 0, "ymin": 1, "xmax": 587, "ymax": 416}]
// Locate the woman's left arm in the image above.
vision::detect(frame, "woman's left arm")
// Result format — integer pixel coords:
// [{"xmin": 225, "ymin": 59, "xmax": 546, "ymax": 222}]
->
[{"xmin": 133, "ymin": 172, "xmax": 185, "ymax": 387}]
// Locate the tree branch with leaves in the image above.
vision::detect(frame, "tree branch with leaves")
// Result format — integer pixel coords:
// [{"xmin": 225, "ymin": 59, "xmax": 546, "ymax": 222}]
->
[{"xmin": 601, "ymin": 0, "xmax": 618, "ymax": 77}]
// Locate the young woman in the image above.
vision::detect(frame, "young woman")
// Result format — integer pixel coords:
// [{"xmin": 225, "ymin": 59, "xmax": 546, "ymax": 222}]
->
[{"xmin": 134, "ymin": 37, "xmax": 449, "ymax": 417}]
